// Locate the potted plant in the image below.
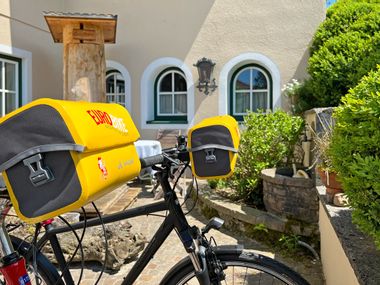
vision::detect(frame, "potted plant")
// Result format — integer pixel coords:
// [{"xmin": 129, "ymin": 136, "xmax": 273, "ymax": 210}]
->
[{"xmin": 309, "ymin": 112, "xmax": 343, "ymax": 203}]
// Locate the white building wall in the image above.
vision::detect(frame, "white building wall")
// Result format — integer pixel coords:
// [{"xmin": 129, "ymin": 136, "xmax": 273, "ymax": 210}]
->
[{"xmin": 0, "ymin": 0, "xmax": 325, "ymax": 138}]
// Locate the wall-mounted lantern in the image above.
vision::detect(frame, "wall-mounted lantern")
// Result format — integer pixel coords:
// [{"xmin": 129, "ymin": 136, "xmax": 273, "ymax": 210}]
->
[{"xmin": 194, "ymin": 57, "xmax": 217, "ymax": 95}]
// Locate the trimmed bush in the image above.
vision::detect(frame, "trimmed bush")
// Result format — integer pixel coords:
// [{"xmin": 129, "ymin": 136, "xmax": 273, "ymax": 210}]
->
[
  {"xmin": 330, "ymin": 67, "xmax": 380, "ymax": 248},
  {"xmin": 298, "ymin": 0, "xmax": 380, "ymax": 110},
  {"xmin": 311, "ymin": 1, "xmax": 377, "ymax": 54},
  {"xmin": 230, "ymin": 111, "xmax": 304, "ymax": 206},
  {"xmin": 308, "ymin": 31, "xmax": 380, "ymax": 106}
]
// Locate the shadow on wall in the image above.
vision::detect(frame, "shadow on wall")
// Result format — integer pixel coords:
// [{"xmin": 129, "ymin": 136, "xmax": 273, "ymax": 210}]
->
[
  {"xmin": 8, "ymin": 0, "xmax": 217, "ymax": 100},
  {"xmin": 92, "ymin": 0, "xmax": 216, "ymax": 63},
  {"xmin": 9, "ymin": 0, "xmax": 64, "ymax": 100},
  {"xmin": 292, "ymin": 48, "xmax": 310, "ymax": 82}
]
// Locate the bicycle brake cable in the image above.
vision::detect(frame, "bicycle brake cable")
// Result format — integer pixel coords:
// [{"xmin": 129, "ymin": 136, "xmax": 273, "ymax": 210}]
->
[
  {"xmin": 91, "ymin": 202, "xmax": 108, "ymax": 285},
  {"xmin": 31, "ymin": 223, "xmax": 42, "ymax": 284},
  {"xmin": 208, "ymin": 236, "xmax": 218, "ymax": 247},
  {"xmin": 177, "ymin": 164, "xmax": 195, "ymax": 206},
  {"xmin": 172, "ymin": 161, "xmax": 190, "ymax": 194},
  {"xmin": 171, "ymin": 162, "xmax": 196, "ymax": 212},
  {"xmin": 183, "ymin": 177, "xmax": 199, "ymax": 216},
  {"xmin": 55, "ymin": 211, "xmax": 86, "ymax": 285},
  {"xmin": 75, "ymin": 207, "xmax": 87, "ymax": 285}
]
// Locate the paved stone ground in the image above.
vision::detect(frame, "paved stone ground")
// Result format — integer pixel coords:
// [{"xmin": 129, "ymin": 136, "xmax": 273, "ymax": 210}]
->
[{"xmin": 68, "ymin": 185, "xmax": 324, "ymax": 284}]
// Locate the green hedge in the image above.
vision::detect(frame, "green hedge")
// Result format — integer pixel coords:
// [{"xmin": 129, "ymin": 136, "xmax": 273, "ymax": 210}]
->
[
  {"xmin": 310, "ymin": 1, "xmax": 379, "ymax": 55},
  {"xmin": 298, "ymin": 0, "xmax": 380, "ymax": 110},
  {"xmin": 308, "ymin": 31, "xmax": 380, "ymax": 106},
  {"xmin": 310, "ymin": 1, "xmax": 377, "ymax": 54},
  {"xmin": 230, "ymin": 111, "xmax": 304, "ymax": 206},
  {"xmin": 330, "ymin": 67, "xmax": 380, "ymax": 248}
]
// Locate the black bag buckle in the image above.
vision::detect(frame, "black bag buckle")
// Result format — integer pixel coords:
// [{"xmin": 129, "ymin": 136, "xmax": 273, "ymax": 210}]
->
[
  {"xmin": 205, "ymin": 148, "xmax": 217, "ymax": 164},
  {"xmin": 23, "ymin": 154, "xmax": 54, "ymax": 187}
]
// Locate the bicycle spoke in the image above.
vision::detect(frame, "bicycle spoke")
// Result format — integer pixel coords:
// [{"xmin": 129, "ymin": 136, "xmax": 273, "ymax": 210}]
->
[
  {"xmin": 243, "ymin": 266, "xmax": 247, "ymax": 285},
  {"xmin": 232, "ymin": 265, "xmax": 235, "ymax": 285}
]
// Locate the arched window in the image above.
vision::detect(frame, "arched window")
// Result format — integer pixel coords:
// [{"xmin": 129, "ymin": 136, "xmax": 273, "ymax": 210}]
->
[
  {"xmin": 154, "ymin": 68, "xmax": 187, "ymax": 122},
  {"xmin": 230, "ymin": 65, "xmax": 272, "ymax": 121},
  {"xmin": 106, "ymin": 70, "xmax": 126, "ymax": 107}
]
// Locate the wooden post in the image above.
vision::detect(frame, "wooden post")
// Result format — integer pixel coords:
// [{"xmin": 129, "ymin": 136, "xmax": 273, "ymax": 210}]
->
[
  {"xmin": 62, "ymin": 23, "xmax": 106, "ymax": 101},
  {"xmin": 44, "ymin": 13, "xmax": 117, "ymax": 102}
]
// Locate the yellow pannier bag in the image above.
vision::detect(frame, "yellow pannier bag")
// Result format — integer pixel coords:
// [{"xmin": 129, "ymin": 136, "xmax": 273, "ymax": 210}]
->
[
  {"xmin": 188, "ymin": 115, "xmax": 240, "ymax": 179},
  {"xmin": 0, "ymin": 98, "xmax": 141, "ymax": 223}
]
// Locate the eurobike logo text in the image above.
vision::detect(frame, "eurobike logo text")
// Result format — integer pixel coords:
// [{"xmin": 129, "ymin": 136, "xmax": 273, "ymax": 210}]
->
[{"xmin": 86, "ymin": 110, "xmax": 129, "ymax": 134}]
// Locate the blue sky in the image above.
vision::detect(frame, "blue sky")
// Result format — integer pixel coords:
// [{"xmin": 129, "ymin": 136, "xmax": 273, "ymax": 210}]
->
[{"xmin": 326, "ymin": 0, "xmax": 337, "ymax": 7}]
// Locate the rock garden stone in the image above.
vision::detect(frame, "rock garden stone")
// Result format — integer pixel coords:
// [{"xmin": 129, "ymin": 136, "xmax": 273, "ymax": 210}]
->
[
  {"xmin": 333, "ymin": 193, "xmax": 349, "ymax": 207},
  {"xmin": 42, "ymin": 220, "xmax": 146, "ymax": 270},
  {"xmin": 8, "ymin": 214, "xmax": 146, "ymax": 271}
]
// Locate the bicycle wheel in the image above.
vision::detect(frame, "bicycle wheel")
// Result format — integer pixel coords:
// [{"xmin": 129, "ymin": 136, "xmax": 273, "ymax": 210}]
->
[
  {"xmin": 7, "ymin": 236, "xmax": 62, "ymax": 285},
  {"xmin": 161, "ymin": 246, "xmax": 310, "ymax": 285}
]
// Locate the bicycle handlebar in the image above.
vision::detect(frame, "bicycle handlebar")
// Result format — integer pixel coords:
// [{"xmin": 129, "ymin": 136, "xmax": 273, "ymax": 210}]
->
[
  {"xmin": 139, "ymin": 146, "xmax": 190, "ymax": 169},
  {"xmin": 139, "ymin": 135, "xmax": 189, "ymax": 169},
  {"xmin": 139, "ymin": 154, "xmax": 164, "ymax": 168}
]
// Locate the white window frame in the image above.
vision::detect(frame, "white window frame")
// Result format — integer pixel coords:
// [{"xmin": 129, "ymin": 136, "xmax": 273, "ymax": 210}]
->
[
  {"xmin": 106, "ymin": 70, "xmax": 126, "ymax": 107},
  {"xmin": 156, "ymin": 69, "xmax": 187, "ymax": 116},
  {"xmin": 0, "ymin": 44, "xmax": 32, "ymax": 106},
  {"xmin": 106, "ymin": 60, "xmax": 131, "ymax": 111},
  {"xmin": 0, "ymin": 57, "xmax": 19, "ymax": 116},
  {"xmin": 219, "ymin": 52, "xmax": 281, "ymax": 116},
  {"xmin": 232, "ymin": 66, "xmax": 270, "ymax": 116},
  {"xmin": 140, "ymin": 57, "xmax": 195, "ymax": 130}
]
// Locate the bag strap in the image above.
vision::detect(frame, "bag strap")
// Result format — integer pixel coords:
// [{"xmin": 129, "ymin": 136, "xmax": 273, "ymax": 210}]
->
[
  {"xmin": 189, "ymin": 144, "xmax": 238, "ymax": 153},
  {"xmin": 0, "ymin": 143, "xmax": 85, "ymax": 172}
]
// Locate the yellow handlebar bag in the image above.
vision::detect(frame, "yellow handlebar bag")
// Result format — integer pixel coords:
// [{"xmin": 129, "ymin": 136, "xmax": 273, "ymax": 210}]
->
[
  {"xmin": 188, "ymin": 115, "xmax": 240, "ymax": 180},
  {"xmin": 0, "ymin": 98, "xmax": 141, "ymax": 223}
]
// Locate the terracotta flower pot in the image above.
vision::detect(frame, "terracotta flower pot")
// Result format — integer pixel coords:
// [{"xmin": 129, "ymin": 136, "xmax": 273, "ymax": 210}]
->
[{"xmin": 317, "ymin": 168, "xmax": 343, "ymax": 203}]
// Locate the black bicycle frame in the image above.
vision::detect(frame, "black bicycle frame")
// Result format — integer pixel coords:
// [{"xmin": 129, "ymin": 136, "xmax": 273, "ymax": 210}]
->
[{"xmin": 36, "ymin": 170, "xmax": 197, "ymax": 285}]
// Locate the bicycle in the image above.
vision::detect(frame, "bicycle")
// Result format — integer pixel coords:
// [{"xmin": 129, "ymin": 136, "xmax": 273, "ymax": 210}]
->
[{"xmin": 0, "ymin": 140, "xmax": 310, "ymax": 285}]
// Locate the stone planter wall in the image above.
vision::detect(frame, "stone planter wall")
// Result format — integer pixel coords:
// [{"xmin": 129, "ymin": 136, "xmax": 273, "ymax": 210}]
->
[
  {"xmin": 262, "ymin": 168, "xmax": 319, "ymax": 224},
  {"xmin": 194, "ymin": 181, "xmax": 319, "ymax": 237},
  {"xmin": 317, "ymin": 186, "xmax": 380, "ymax": 285}
]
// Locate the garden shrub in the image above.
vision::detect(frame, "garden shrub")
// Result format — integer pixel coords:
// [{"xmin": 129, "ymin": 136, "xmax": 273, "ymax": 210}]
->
[
  {"xmin": 329, "ymin": 67, "xmax": 380, "ymax": 248},
  {"xmin": 297, "ymin": 0, "xmax": 380, "ymax": 111},
  {"xmin": 207, "ymin": 179, "xmax": 227, "ymax": 190},
  {"xmin": 310, "ymin": 1, "xmax": 377, "ymax": 54},
  {"xmin": 230, "ymin": 111, "xmax": 304, "ymax": 206},
  {"xmin": 285, "ymin": 79, "xmax": 315, "ymax": 115},
  {"xmin": 308, "ymin": 31, "xmax": 380, "ymax": 106}
]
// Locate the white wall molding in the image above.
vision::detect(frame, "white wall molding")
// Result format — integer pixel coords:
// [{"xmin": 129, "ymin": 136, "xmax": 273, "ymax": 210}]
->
[
  {"xmin": 219, "ymin": 52, "xmax": 281, "ymax": 115},
  {"xmin": 0, "ymin": 44, "xmax": 32, "ymax": 105},
  {"xmin": 140, "ymin": 57, "xmax": 194, "ymax": 130},
  {"xmin": 106, "ymin": 60, "xmax": 132, "ymax": 111}
]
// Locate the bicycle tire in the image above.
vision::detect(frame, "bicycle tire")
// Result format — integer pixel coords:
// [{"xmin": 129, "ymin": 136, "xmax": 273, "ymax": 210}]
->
[
  {"xmin": 161, "ymin": 246, "xmax": 310, "ymax": 285},
  {"xmin": 9, "ymin": 236, "xmax": 62, "ymax": 285}
]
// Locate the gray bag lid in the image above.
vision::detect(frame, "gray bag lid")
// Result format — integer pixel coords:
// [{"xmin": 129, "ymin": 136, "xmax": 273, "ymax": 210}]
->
[{"xmin": 0, "ymin": 104, "xmax": 84, "ymax": 171}]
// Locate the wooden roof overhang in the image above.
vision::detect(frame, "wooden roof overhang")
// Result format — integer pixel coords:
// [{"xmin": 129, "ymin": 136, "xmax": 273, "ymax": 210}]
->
[{"xmin": 44, "ymin": 12, "xmax": 117, "ymax": 43}]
